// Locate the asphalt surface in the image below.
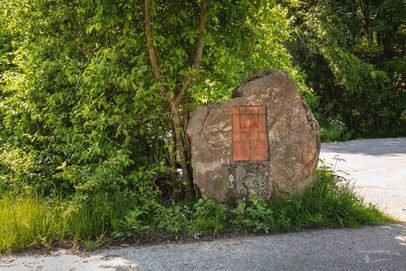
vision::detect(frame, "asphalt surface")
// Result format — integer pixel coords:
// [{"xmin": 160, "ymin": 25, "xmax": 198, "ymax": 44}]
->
[
  {"xmin": 1, "ymin": 138, "xmax": 406, "ymax": 271},
  {"xmin": 320, "ymin": 138, "xmax": 406, "ymax": 221}
]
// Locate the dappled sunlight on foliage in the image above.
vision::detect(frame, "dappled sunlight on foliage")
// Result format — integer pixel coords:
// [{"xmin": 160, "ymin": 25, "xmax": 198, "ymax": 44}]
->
[{"xmin": 0, "ymin": 0, "xmax": 315, "ymax": 199}]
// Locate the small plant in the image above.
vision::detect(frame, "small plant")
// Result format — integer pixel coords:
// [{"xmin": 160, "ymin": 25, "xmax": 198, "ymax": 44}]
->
[
  {"xmin": 113, "ymin": 208, "xmax": 151, "ymax": 239},
  {"xmin": 154, "ymin": 204, "xmax": 189, "ymax": 234},
  {"xmin": 189, "ymin": 198, "xmax": 227, "ymax": 236},
  {"xmin": 82, "ymin": 231, "xmax": 110, "ymax": 251},
  {"xmin": 231, "ymin": 199, "xmax": 273, "ymax": 233},
  {"xmin": 319, "ymin": 117, "xmax": 353, "ymax": 142}
]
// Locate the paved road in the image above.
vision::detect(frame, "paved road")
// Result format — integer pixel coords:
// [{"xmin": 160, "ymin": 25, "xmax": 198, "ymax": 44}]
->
[
  {"xmin": 2, "ymin": 138, "xmax": 406, "ymax": 271},
  {"xmin": 320, "ymin": 138, "xmax": 406, "ymax": 221},
  {"xmin": 2, "ymin": 223, "xmax": 405, "ymax": 271}
]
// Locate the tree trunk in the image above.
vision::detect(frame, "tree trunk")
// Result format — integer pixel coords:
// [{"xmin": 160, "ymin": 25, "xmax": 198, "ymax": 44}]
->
[
  {"xmin": 142, "ymin": 0, "xmax": 206, "ymax": 199},
  {"xmin": 182, "ymin": 94, "xmax": 193, "ymax": 178},
  {"xmin": 171, "ymin": 103, "xmax": 194, "ymax": 198},
  {"xmin": 168, "ymin": 126, "xmax": 183, "ymax": 200}
]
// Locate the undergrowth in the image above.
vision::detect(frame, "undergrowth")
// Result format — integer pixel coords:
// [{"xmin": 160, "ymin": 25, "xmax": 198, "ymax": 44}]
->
[
  {"xmin": 0, "ymin": 168, "xmax": 393, "ymax": 253},
  {"xmin": 0, "ymin": 194, "xmax": 65, "ymax": 252},
  {"xmin": 319, "ymin": 117, "xmax": 354, "ymax": 143}
]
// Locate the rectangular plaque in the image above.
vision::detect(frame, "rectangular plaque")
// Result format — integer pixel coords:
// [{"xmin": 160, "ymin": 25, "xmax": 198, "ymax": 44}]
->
[
  {"xmin": 232, "ymin": 106, "xmax": 268, "ymax": 161},
  {"xmin": 250, "ymin": 141, "xmax": 268, "ymax": 161},
  {"xmin": 233, "ymin": 141, "xmax": 250, "ymax": 161}
]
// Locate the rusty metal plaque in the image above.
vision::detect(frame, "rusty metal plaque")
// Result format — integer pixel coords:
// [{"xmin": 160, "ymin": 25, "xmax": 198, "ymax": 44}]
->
[{"xmin": 232, "ymin": 106, "xmax": 268, "ymax": 161}]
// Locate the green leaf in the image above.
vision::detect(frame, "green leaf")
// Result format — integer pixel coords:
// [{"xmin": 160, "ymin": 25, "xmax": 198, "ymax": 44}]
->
[{"xmin": 56, "ymin": 161, "xmax": 67, "ymax": 170}]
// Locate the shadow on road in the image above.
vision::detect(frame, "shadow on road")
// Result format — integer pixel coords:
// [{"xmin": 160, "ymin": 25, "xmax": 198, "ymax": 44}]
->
[{"xmin": 322, "ymin": 138, "xmax": 406, "ymax": 156}]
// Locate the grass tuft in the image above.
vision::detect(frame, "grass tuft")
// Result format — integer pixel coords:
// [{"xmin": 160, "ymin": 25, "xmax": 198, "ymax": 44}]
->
[{"xmin": 0, "ymin": 194, "xmax": 65, "ymax": 252}]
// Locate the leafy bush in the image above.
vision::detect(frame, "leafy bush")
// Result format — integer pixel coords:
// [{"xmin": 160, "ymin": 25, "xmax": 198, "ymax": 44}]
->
[
  {"xmin": 113, "ymin": 198, "xmax": 227, "ymax": 239},
  {"xmin": 0, "ymin": 0, "xmax": 321, "ymax": 202},
  {"xmin": 319, "ymin": 118, "xmax": 353, "ymax": 142}
]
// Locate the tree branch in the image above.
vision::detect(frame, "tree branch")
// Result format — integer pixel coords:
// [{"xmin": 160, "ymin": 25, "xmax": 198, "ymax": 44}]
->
[
  {"xmin": 176, "ymin": 0, "xmax": 207, "ymax": 103},
  {"xmin": 143, "ymin": 0, "xmax": 172, "ymax": 102},
  {"xmin": 193, "ymin": 0, "xmax": 207, "ymax": 71}
]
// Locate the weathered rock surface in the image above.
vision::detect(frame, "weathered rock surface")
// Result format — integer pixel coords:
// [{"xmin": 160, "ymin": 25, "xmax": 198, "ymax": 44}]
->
[{"xmin": 187, "ymin": 70, "xmax": 320, "ymax": 203}]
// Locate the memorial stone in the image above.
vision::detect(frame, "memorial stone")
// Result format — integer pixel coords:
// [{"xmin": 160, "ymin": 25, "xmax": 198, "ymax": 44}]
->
[{"xmin": 187, "ymin": 70, "xmax": 321, "ymax": 203}]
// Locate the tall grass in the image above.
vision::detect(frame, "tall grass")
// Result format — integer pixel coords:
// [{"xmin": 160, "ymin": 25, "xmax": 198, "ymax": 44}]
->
[
  {"xmin": 0, "ymin": 192, "xmax": 133, "ymax": 252},
  {"xmin": 66, "ymin": 192, "xmax": 134, "ymax": 240},
  {"xmin": 0, "ymin": 168, "xmax": 395, "ymax": 253},
  {"xmin": 0, "ymin": 194, "xmax": 65, "ymax": 252}
]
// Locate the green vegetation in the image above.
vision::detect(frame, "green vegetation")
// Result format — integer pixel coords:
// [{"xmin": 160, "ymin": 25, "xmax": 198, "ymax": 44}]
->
[
  {"xmin": 0, "ymin": 193, "xmax": 65, "ymax": 252},
  {"xmin": 284, "ymin": 0, "xmax": 406, "ymax": 139},
  {"xmin": 0, "ymin": 0, "xmax": 316, "ymax": 201},
  {"xmin": 0, "ymin": 168, "xmax": 393, "ymax": 253},
  {"xmin": 0, "ymin": 0, "xmax": 401, "ymax": 253},
  {"xmin": 319, "ymin": 118, "xmax": 354, "ymax": 143}
]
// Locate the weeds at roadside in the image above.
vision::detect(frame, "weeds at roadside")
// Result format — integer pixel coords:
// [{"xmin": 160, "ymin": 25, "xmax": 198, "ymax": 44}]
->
[
  {"xmin": 82, "ymin": 232, "xmax": 110, "ymax": 251},
  {"xmin": 0, "ymin": 194, "xmax": 65, "ymax": 253},
  {"xmin": 0, "ymin": 168, "xmax": 394, "ymax": 253}
]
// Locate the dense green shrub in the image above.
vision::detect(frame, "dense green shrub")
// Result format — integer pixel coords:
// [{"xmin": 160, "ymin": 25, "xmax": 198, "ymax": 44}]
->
[
  {"xmin": 285, "ymin": 0, "xmax": 406, "ymax": 138},
  {"xmin": 0, "ymin": 0, "xmax": 318, "ymax": 199}
]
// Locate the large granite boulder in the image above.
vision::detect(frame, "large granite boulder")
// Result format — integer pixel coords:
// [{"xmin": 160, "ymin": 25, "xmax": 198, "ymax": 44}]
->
[{"xmin": 187, "ymin": 70, "xmax": 320, "ymax": 203}]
